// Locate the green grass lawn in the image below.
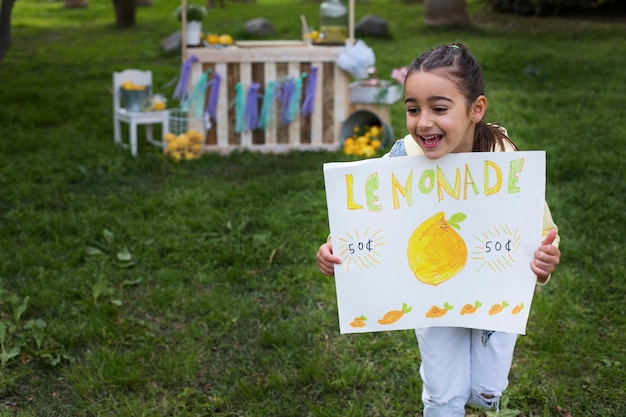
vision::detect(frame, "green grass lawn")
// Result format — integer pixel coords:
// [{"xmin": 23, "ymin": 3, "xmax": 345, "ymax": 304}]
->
[{"xmin": 1, "ymin": 0, "xmax": 625, "ymax": 415}]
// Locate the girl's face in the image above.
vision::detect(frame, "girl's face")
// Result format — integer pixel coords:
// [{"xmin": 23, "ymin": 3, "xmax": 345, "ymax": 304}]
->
[{"xmin": 404, "ymin": 70, "xmax": 486, "ymax": 159}]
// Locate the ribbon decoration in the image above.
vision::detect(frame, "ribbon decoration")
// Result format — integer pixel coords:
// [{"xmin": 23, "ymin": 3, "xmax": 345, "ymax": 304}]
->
[
  {"xmin": 245, "ymin": 83, "xmax": 260, "ymax": 131},
  {"xmin": 280, "ymin": 78, "xmax": 295, "ymax": 125},
  {"xmin": 206, "ymin": 72, "xmax": 222, "ymax": 121},
  {"xmin": 257, "ymin": 80, "xmax": 275, "ymax": 130},
  {"xmin": 173, "ymin": 55, "xmax": 199, "ymax": 102},
  {"xmin": 301, "ymin": 66, "xmax": 318, "ymax": 116},
  {"xmin": 234, "ymin": 82, "xmax": 245, "ymax": 133},
  {"xmin": 181, "ymin": 69, "xmax": 212, "ymax": 118},
  {"xmin": 288, "ymin": 72, "xmax": 307, "ymax": 122}
]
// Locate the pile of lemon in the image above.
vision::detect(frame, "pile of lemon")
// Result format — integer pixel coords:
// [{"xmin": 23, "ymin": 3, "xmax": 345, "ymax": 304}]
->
[
  {"xmin": 205, "ymin": 33, "xmax": 234, "ymax": 46},
  {"xmin": 121, "ymin": 81, "xmax": 146, "ymax": 91},
  {"xmin": 342, "ymin": 125, "xmax": 383, "ymax": 158},
  {"xmin": 163, "ymin": 130, "xmax": 204, "ymax": 161}
]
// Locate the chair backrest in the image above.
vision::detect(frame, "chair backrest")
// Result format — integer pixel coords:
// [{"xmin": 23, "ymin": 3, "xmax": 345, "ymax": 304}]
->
[{"xmin": 113, "ymin": 69, "xmax": 153, "ymax": 112}]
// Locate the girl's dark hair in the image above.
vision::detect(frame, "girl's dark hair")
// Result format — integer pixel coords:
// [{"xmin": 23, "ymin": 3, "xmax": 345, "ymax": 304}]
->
[{"xmin": 406, "ymin": 43, "xmax": 518, "ymax": 152}]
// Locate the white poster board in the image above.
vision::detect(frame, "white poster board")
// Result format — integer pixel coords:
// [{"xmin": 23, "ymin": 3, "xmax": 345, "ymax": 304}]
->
[{"xmin": 323, "ymin": 151, "xmax": 546, "ymax": 335}]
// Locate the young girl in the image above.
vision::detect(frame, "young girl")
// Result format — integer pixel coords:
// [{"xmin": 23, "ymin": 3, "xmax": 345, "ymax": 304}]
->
[{"xmin": 316, "ymin": 43, "xmax": 561, "ymax": 416}]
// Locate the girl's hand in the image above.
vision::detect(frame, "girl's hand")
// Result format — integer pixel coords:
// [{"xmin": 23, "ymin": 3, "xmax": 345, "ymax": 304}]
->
[
  {"xmin": 317, "ymin": 238, "xmax": 342, "ymax": 277},
  {"xmin": 531, "ymin": 229, "xmax": 561, "ymax": 283}
]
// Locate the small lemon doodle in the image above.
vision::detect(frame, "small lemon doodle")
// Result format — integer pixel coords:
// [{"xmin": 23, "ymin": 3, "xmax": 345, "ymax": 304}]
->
[
  {"xmin": 425, "ymin": 302, "xmax": 454, "ymax": 318},
  {"xmin": 511, "ymin": 302, "xmax": 524, "ymax": 315},
  {"xmin": 488, "ymin": 301, "xmax": 509, "ymax": 316},
  {"xmin": 460, "ymin": 300, "xmax": 482, "ymax": 315},
  {"xmin": 349, "ymin": 315, "xmax": 367, "ymax": 328},
  {"xmin": 378, "ymin": 303, "xmax": 412, "ymax": 325}
]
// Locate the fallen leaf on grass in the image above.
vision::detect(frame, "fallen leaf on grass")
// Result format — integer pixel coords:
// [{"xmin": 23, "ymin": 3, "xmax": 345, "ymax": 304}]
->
[{"xmin": 556, "ymin": 405, "xmax": 572, "ymax": 417}]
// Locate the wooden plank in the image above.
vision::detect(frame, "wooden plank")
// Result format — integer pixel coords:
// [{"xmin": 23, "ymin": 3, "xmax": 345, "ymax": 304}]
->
[
  {"xmin": 227, "ymin": 63, "xmax": 239, "ymax": 146},
  {"xmin": 190, "ymin": 45, "xmax": 344, "ymax": 64},
  {"xmin": 310, "ymin": 62, "xmax": 324, "ymax": 145},
  {"xmin": 334, "ymin": 63, "xmax": 350, "ymax": 145},
  {"xmin": 239, "ymin": 62, "xmax": 252, "ymax": 148},
  {"xmin": 287, "ymin": 62, "xmax": 301, "ymax": 146},
  {"xmin": 203, "ymin": 63, "xmax": 217, "ymax": 146},
  {"xmin": 322, "ymin": 61, "xmax": 335, "ymax": 144},
  {"xmin": 263, "ymin": 62, "xmax": 277, "ymax": 146},
  {"xmin": 275, "ymin": 62, "xmax": 289, "ymax": 145},
  {"xmin": 299, "ymin": 62, "xmax": 312, "ymax": 145},
  {"xmin": 251, "ymin": 62, "xmax": 265, "ymax": 145},
  {"xmin": 215, "ymin": 63, "xmax": 229, "ymax": 148},
  {"xmin": 235, "ymin": 40, "xmax": 307, "ymax": 48}
]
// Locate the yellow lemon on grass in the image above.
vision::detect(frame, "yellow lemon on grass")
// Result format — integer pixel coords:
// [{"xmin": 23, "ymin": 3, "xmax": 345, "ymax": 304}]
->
[
  {"xmin": 163, "ymin": 133, "xmax": 177, "ymax": 143},
  {"xmin": 165, "ymin": 141, "xmax": 179, "ymax": 152},
  {"xmin": 189, "ymin": 142, "xmax": 203, "ymax": 152},
  {"xmin": 218, "ymin": 34, "xmax": 234, "ymax": 45},
  {"xmin": 361, "ymin": 145, "xmax": 376, "ymax": 157},
  {"xmin": 187, "ymin": 130, "xmax": 203, "ymax": 142},
  {"xmin": 407, "ymin": 212, "xmax": 468, "ymax": 286},
  {"xmin": 176, "ymin": 134, "xmax": 190, "ymax": 148}
]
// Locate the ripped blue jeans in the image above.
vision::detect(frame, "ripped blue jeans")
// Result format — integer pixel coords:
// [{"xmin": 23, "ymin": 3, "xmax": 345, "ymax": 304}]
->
[{"xmin": 415, "ymin": 327, "xmax": 518, "ymax": 417}]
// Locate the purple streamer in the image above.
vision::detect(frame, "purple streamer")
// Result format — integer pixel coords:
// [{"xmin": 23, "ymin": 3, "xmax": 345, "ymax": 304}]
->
[
  {"xmin": 301, "ymin": 67, "xmax": 318, "ymax": 116},
  {"xmin": 206, "ymin": 72, "xmax": 222, "ymax": 120},
  {"xmin": 173, "ymin": 55, "xmax": 199, "ymax": 101},
  {"xmin": 245, "ymin": 83, "xmax": 260, "ymax": 131},
  {"xmin": 280, "ymin": 79, "xmax": 295, "ymax": 125}
]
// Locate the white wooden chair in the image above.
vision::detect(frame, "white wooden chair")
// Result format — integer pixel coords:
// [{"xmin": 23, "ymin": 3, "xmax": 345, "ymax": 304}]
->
[{"xmin": 113, "ymin": 69, "xmax": 169, "ymax": 157}]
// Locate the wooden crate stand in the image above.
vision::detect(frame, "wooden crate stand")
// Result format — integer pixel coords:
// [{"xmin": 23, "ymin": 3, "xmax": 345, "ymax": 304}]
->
[{"xmin": 188, "ymin": 44, "xmax": 350, "ymax": 153}]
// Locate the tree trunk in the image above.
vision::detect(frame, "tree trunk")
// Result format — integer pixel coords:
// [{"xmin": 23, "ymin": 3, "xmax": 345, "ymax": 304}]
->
[
  {"xmin": 136, "ymin": 0, "xmax": 152, "ymax": 6},
  {"xmin": 423, "ymin": 0, "xmax": 470, "ymax": 27},
  {"xmin": 0, "ymin": 0, "xmax": 16, "ymax": 63},
  {"xmin": 64, "ymin": 0, "xmax": 88, "ymax": 8},
  {"xmin": 206, "ymin": 0, "xmax": 224, "ymax": 8},
  {"xmin": 112, "ymin": 0, "xmax": 136, "ymax": 28}
]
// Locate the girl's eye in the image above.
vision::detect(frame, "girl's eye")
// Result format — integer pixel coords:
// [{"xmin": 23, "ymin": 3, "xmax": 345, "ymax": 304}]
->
[
  {"xmin": 433, "ymin": 106, "xmax": 448, "ymax": 113},
  {"xmin": 406, "ymin": 107, "xmax": 419, "ymax": 115}
]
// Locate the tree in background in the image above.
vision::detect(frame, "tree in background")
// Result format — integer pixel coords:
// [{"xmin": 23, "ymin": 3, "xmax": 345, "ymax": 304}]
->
[
  {"xmin": 423, "ymin": 0, "xmax": 470, "ymax": 26},
  {"xmin": 0, "ymin": 0, "xmax": 16, "ymax": 62},
  {"xmin": 113, "ymin": 0, "xmax": 136, "ymax": 27},
  {"xmin": 64, "ymin": 0, "xmax": 88, "ymax": 7}
]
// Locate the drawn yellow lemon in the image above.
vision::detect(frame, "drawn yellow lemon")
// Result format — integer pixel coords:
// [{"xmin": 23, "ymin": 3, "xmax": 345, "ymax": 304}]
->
[{"xmin": 407, "ymin": 212, "xmax": 468, "ymax": 286}]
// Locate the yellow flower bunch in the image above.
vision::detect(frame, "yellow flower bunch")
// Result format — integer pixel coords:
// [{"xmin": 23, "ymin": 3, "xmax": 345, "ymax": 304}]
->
[
  {"xmin": 163, "ymin": 130, "xmax": 204, "ymax": 161},
  {"xmin": 343, "ymin": 125, "xmax": 383, "ymax": 157}
]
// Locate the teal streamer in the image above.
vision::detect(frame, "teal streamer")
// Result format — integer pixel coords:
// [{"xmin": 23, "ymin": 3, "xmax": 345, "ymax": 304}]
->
[
  {"xmin": 257, "ymin": 81, "xmax": 275, "ymax": 130},
  {"xmin": 288, "ymin": 73, "xmax": 306, "ymax": 122},
  {"xmin": 235, "ymin": 83, "xmax": 245, "ymax": 133},
  {"xmin": 181, "ymin": 69, "xmax": 211, "ymax": 118}
]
